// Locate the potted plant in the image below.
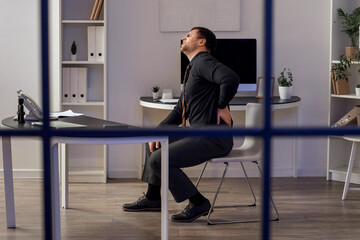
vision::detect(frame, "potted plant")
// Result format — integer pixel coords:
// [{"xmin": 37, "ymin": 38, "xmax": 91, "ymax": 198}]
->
[
  {"xmin": 71, "ymin": 41, "xmax": 77, "ymax": 61},
  {"xmin": 331, "ymin": 55, "xmax": 351, "ymax": 95},
  {"xmin": 337, "ymin": 7, "xmax": 360, "ymax": 60},
  {"xmin": 277, "ymin": 68, "xmax": 293, "ymax": 100},
  {"xmin": 152, "ymin": 86, "xmax": 160, "ymax": 99},
  {"xmin": 356, "ymin": 84, "xmax": 360, "ymax": 96}
]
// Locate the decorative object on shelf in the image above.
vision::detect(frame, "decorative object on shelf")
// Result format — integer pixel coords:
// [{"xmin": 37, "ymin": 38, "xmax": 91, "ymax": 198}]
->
[
  {"xmin": 162, "ymin": 89, "xmax": 173, "ymax": 99},
  {"xmin": 337, "ymin": 7, "xmax": 360, "ymax": 60},
  {"xmin": 331, "ymin": 105, "xmax": 360, "ymax": 127},
  {"xmin": 152, "ymin": 86, "xmax": 160, "ymax": 99},
  {"xmin": 356, "ymin": 84, "xmax": 360, "ymax": 96},
  {"xmin": 277, "ymin": 68, "xmax": 293, "ymax": 100},
  {"xmin": 17, "ymin": 98, "xmax": 25, "ymax": 124},
  {"xmin": 71, "ymin": 41, "xmax": 77, "ymax": 61},
  {"xmin": 256, "ymin": 77, "xmax": 274, "ymax": 98},
  {"xmin": 331, "ymin": 55, "xmax": 351, "ymax": 95}
]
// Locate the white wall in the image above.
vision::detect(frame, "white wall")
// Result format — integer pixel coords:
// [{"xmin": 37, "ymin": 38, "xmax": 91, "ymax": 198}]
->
[
  {"xmin": 273, "ymin": 0, "xmax": 331, "ymax": 176},
  {"xmin": 0, "ymin": 0, "xmax": 331, "ymax": 178},
  {"xmin": 106, "ymin": 0, "xmax": 331, "ymax": 178},
  {"xmin": 0, "ymin": 0, "xmax": 42, "ymax": 177},
  {"xmin": 0, "ymin": 0, "xmax": 60, "ymax": 177}
]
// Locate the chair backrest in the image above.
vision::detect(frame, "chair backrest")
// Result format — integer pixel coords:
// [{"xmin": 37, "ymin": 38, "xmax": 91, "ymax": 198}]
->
[{"xmin": 237, "ymin": 103, "xmax": 263, "ymax": 152}]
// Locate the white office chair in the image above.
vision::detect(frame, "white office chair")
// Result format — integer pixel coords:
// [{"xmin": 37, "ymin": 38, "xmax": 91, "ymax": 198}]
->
[{"xmin": 195, "ymin": 103, "xmax": 279, "ymax": 225}]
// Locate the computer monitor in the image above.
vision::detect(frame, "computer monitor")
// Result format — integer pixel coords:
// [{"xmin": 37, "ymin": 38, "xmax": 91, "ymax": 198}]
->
[{"xmin": 181, "ymin": 38, "xmax": 257, "ymax": 91}]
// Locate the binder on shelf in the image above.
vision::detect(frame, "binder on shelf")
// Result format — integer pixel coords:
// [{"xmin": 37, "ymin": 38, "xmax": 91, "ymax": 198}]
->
[
  {"xmin": 331, "ymin": 69, "xmax": 337, "ymax": 94},
  {"xmin": 96, "ymin": 26, "xmax": 104, "ymax": 62},
  {"xmin": 94, "ymin": 0, "xmax": 104, "ymax": 20},
  {"xmin": 331, "ymin": 69, "xmax": 350, "ymax": 95},
  {"xmin": 70, "ymin": 68, "xmax": 79, "ymax": 103},
  {"xmin": 78, "ymin": 68, "xmax": 88, "ymax": 103},
  {"xmin": 87, "ymin": 26, "xmax": 104, "ymax": 62},
  {"xmin": 90, "ymin": 0, "xmax": 100, "ymax": 20},
  {"xmin": 88, "ymin": 26, "xmax": 96, "ymax": 61},
  {"xmin": 62, "ymin": 68, "xmax": 71, "ymax": 103}
]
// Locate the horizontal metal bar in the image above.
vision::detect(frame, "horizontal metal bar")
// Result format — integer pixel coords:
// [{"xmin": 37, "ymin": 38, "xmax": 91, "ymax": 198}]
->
[{"xmin": 1, "ymin": 126, "xmax": 360, "ymax": 138}]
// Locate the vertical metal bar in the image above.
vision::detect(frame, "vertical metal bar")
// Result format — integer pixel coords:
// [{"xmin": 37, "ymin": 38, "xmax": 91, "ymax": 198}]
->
[
  {"xmin": 2, "ymin": 136, "xmax": 16, "ymax": 227},
  {"xmin": 161, "ymin": 137, "xmax": 169, "ymax": 240},
  {"xmin": 40, "ymin": 0, "xmax": 53, "ymax": 239},
  {"xmin": 52, "ymin": 142, "xmax": 61, "ymax": 239},
  {"xmin": 263, "ymin": 0, "xmax": 273, "ymax": 239}
]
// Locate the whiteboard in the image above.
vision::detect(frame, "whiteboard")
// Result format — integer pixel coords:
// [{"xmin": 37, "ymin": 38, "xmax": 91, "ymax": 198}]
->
[{"xmin": 160, "ymin": 0, "xmax": 240, "ymax": 32}]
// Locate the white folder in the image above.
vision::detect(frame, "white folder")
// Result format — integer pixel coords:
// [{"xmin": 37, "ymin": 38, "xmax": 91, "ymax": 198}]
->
[
  {"xmin": 95, "ymin": 26, "xmax": 104, "ymax": 62},
  {"xmin": 62, "ymin": 67, "xmax": 71, "ymax": 103},
  {"xmin": 70, "ymin": 68, "xmax": 79, "ymax": 103},
  {"xmin": 87, "ymin": 26, "xmax": 96, "ymax": 61},
  {"xmin": 78, "ymin": 68, "xmax": 87, "ymax": 103}
]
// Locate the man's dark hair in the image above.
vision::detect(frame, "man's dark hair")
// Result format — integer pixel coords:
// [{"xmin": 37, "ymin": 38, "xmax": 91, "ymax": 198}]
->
[{"xmin": 191, "ymin": 27, "xmax": 217, "ymax": 53}]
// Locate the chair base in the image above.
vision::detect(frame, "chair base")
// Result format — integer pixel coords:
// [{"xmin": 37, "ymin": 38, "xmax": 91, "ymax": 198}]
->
[{"xmin": 196, "ymin": 161, "xmax": 279, "ymax": 225}]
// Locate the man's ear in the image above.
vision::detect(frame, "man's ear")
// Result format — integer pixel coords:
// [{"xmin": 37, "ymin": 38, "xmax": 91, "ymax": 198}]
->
[{"xmin": 198, "ymin": 38, "xmax": 206, "ymax": 47}]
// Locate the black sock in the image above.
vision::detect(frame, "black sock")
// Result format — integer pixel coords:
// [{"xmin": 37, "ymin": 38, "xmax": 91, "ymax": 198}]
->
[
  {"xmin": 145, "ymin": 183, "xmax": 161, "ymax": 201},
  {"xmin": 189, "ymin": 191, "xmax": 207, "ymax": 206}
]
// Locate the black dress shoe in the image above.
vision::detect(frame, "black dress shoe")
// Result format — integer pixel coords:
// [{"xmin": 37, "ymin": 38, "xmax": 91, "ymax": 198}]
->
[
  {"xmin": 122, "ymin": 195, "xmax": 161, "ymax": 212},
  {"xmin": 171, "ymin": 199, "xmax": 211, "ymax": 222}
]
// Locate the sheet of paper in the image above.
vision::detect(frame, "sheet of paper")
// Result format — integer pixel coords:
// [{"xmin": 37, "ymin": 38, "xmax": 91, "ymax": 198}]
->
[
  {"xmin": 50, "ymin": 110, "xmax": 83, "ymax": 118},
  {"xmin": 159, "ymin": 99, "xmax": 178, "ymax": 103},
  {"xmin": 32, "ymin": 121, "xmax": 86, "ymax": 129}
]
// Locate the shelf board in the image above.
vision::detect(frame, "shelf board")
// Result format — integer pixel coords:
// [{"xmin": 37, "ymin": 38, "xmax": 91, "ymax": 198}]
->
[
  {"xmin": 330, "ymin": 167, "xmax": 360, "ymax": 175},
  {"xmin": 332, "ymin": 60, "xmax": 360, "ymax": 64},
  {"xmin": 62, "ymin": 102, "xmax": 104, "ymax": 106},
  {"xmin": 331, "ymin": 93, "xmax": 360, "ymax": 99},
  {"xmin": 329, "ymin": 167, "xmax": 360, "ymax": 184},
  {"xmin": 62, "ymin": 20, "xmax": 104, "ymax": 24},
  {"xmin": 62, "ymin": 61, "xmax": 104, "ymax": 65}
]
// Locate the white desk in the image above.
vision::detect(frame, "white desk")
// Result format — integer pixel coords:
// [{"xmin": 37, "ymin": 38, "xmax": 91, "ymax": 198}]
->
[
  {"xmin": 140, "ymin": 96, "xmax": 301, "ymax": 177},
  {"xmin": 1, "ymin": 117, "xmax": 170, "ymax": 240}
]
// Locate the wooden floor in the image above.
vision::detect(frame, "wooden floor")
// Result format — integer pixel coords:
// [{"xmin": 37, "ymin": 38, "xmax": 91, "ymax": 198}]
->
[{"xmin": 0, "ymin": 177, "xmax": 360, "ymax": 240}]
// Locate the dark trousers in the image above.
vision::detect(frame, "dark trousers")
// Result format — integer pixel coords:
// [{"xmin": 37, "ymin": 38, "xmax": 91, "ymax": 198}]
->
[{"xmin": 141, "ymin": 136, "xmax": 233, "ymax": 203}]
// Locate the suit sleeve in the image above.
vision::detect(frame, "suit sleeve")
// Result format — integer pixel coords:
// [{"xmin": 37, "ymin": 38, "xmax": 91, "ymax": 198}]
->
[
  {"xmin": 214, "ymin": 64, "xmax": 240, "ymax": 109},
  {"xmin": 158, "ymin": 93, "xmax": 183, "ymax": 127},
  {"xmin": 200, "ymin": 59, "xmax": 240, "ymax": 109}
]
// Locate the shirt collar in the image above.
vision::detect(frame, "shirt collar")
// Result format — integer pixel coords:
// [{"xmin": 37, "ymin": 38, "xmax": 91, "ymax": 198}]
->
[{"xmin": 189, "ymin": 51, "xmax": 209, "ymax": 65}]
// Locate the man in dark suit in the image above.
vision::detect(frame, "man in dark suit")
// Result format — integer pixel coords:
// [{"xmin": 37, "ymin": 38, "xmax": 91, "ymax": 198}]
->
[{"xmin": 123, "ymin": 27, "xmax": 240, "ymax": 222}]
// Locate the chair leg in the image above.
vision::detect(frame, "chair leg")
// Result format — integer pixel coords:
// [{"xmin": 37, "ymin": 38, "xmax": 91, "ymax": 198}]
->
[
  {"xmin": 206, "ymin": 162, "xmax": 261, "ymax": 225},
  {"xmin": 240, "ymin": 162, "xmax": 257, "ymax": 207},
  {"xmin": 254, "ymin": 161, "xmax": 280, "ymax": 221},
  {"xmin": 206, "ymin": 162, "xmax": 229, "ymax": 225},
  {"xmin": 195, "ymin": 161, "xmax": 208, "ymax": 188},
  {"xmin": 206, "ymin": 161, "xmax": 279, "ymax": 224}
]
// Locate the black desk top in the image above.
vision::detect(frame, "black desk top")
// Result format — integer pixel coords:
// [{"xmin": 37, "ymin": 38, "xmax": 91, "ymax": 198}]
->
[
  {"xmin": 140, "ymin": 96, "xmax": 301, "ymax": 105},
  {"xmin": 1, "ymin": 115, "xmax": 129, "ymax": 130}
]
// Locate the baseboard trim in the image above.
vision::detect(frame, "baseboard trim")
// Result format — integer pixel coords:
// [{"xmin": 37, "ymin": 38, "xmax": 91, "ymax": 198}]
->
[
  {"xmin": 108, "ymin": 166, "xmax": 325, "ymax": 179},
  {"xmin": 0, "ymin": 167, "xmax": 326, "ymax": 180},
  {"xmin": 0, "ymin": 169, "xmax": 43, "ymax": 178},
  {"xmin": 0, "ymin": 168, "xmax": 105, "ymax": 183},
  {"xmin": 68, "ymin": 169, "xmax": 105, "ymax": 183}
]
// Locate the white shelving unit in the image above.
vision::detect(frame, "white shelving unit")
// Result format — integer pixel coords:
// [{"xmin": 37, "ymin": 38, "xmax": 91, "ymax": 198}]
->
[
  {"xmin": 327, "ymin": 0, "xmax": 360, "ymax": 184},
  {"xmin": 60, "ymin": 0, "xmax": 107, "ymax": 183}
]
